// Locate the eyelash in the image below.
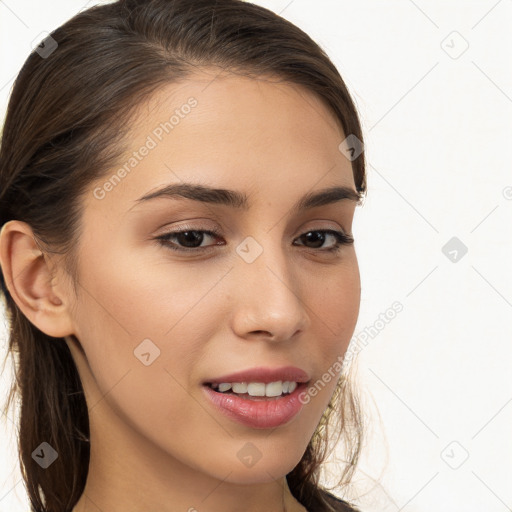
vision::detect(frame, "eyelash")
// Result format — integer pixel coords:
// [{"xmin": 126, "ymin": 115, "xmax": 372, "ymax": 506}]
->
[{"xmin": 155, "ymin": 227, "xmax": 354, "ymax": 254}]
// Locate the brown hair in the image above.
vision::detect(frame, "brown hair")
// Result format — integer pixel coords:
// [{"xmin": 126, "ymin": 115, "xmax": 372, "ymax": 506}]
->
[{"xmin": 0, "ymin": 1, "xmax": 366, "ymax": 511}]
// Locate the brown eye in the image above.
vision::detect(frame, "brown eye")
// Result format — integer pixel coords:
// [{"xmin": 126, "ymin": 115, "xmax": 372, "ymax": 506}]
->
[
  {"xmin": 294, "ymin": 230, "xmax": 354, "ymax": 252},
  {"xmin": 156, "ymin": 228, "xmax": 223, "ymax": 252}
]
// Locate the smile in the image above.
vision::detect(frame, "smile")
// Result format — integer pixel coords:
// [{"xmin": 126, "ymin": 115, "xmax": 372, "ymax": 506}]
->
[{"xmin": 202, "ymin": 380, "xmax": 309, "ymax": 429}]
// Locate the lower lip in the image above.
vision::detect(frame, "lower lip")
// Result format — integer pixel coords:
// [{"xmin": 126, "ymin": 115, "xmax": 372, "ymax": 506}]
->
[{"xmin": 202, "ymin": 383, "xmax": 308, "ymax": 429}]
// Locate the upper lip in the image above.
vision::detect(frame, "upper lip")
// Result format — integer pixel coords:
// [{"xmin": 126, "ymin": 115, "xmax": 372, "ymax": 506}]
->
[{"xmin": 203, "ymin": 366, "xmax": 310, "ymax": 385}]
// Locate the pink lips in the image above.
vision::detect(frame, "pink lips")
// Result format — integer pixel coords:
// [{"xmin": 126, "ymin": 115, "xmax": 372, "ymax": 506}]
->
[
  {"xmin": 203, "ymin": 365, "xmax": 310, "ymax": 386},
  {"xmin": 202, "ymin": 365, "xmax": 311, "ymax": 429}
]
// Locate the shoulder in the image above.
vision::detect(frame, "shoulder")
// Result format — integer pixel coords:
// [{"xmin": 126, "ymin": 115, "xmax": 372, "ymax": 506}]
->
[{"xmin": 308, "ymin": 487, "xmax": 361, "ymax": 512}]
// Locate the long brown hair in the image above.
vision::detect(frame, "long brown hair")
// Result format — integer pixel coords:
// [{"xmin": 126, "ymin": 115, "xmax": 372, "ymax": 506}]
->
[{"xmin": 0, "ymin": 1, "xmax": 367, "ymax": 510}]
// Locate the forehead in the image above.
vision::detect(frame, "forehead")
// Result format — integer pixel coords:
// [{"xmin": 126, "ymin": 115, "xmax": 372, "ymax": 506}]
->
[
  {"xmin": 135, "ymin": 68, "xmax": 346, "ymax": 156},
  {"xmin": 84, "ymin": 69, "xmax": 355, "ymax": 218}
]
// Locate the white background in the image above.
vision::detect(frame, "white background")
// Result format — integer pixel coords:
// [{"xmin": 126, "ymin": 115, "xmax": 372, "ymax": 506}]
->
[{"xmin": 1, "ymin": 1, "xmax": 511, "ymax": 511}]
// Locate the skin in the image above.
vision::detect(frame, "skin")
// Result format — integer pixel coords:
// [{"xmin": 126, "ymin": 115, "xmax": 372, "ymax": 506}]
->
[{"xmin": 0, "ymin": 68, "xmax": 361, "ymax": 512}]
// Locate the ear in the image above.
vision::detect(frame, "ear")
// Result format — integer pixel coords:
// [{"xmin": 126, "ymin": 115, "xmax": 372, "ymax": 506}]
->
[{"xmin": 0, "ymin": 220, "xmax": 75, "ymax": 338}]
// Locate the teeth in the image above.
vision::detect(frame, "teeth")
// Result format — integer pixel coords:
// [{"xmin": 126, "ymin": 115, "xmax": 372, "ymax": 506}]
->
[
  {"xmin": 232, "ymin": 382, "xmax": 248, "ymax": 393},
  {"xmin": 248, "ymin": 382, "xmax": 266, "ymax": 396},
  {"xmin": 264, "ymin": 381, "xmax": 282, "ymax": 397},
  {"xmin": 210, "ymin": 380, "xmax": 299, "ymax": 396}
]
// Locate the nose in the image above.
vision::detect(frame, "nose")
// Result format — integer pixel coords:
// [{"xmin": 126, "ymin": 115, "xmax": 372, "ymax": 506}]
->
[{"xmin": 230, "ymin": 241, "xmax": 310, "ymax": 342}]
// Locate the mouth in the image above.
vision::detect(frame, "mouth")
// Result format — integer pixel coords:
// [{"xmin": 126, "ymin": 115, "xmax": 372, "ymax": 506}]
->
[{"xmin": 202, "ymin": 380, "xmax": 311, "ymax": 429}]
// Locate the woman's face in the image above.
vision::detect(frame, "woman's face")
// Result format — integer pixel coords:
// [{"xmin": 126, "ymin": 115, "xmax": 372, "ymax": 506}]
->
[{"xmin": 62, "ymin": 69, "xmax": 360, "ymax": 496}]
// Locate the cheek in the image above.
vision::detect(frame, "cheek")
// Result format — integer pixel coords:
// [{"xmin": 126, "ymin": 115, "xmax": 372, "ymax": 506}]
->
[
  {"xmin": 70, "ymin": 255, "xmax": 225, "ymax": 461},
  {"xmin": 73, "ymin": 243, "xmax": 222, "ymax": 352},
  {"xmin": 70, "ymin": 244, "xmax": 216, "ymax": 404},
  {"xmin": 295, "ymin": 258, "xmax": 360, "ymax": 419},
  {"xmin": 309, "ymin": 259, "xmax": 360, "ymax": 357}
]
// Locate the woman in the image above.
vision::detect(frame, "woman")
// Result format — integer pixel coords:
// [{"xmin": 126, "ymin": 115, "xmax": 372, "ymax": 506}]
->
[{"xmin": 0, "ymin": 1, "xmax": 367, "ymax": 511}]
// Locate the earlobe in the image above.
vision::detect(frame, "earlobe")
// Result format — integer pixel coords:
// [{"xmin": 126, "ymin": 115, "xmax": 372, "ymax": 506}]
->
[{"xmin": 0, "ymin": 220, "xmax": 75, "ymax": 338}]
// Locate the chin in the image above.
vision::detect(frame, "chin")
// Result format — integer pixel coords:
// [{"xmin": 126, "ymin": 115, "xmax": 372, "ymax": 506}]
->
[
  {"xmin": 220, "ymin": 464, "xmax": 293, "ymax": 485},
  {"xmin": 226, "ymin": 445, "xmax": 302, "ymax": 485}
]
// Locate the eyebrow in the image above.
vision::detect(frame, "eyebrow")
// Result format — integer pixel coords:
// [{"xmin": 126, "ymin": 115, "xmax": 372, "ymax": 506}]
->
[{"xmin": 133, "ymin": 182, "xmax": 360, "ymax": 212}]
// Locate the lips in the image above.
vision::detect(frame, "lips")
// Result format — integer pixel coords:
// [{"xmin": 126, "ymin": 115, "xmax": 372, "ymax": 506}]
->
[
  {"xmin": 201, "ymin": 366, "xmax": 311, "ymax": 428},
  {"xmin": 203, "ymin": 365, "xmax": 310, "ymax": 386},
  {"xmin": 203, "ymin": 380, "xmax": 308, "ymax": 428}
]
